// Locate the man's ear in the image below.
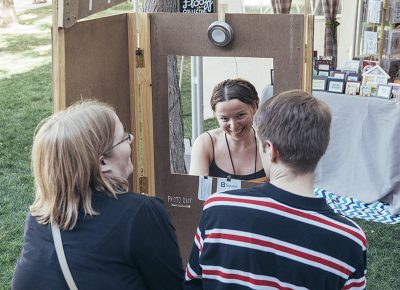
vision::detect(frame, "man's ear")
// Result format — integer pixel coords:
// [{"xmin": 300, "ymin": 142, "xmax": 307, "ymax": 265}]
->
[
  {"xmin": 263, "ymin": 140, "xmax": 279, "ymax": 162},
  {"xmin": 261, "ymin": 140, "xmax": 268, "ymax": 153},
  {"xmin": 269, "ymin": 142, "xmax": 279, "ymax": 162}
]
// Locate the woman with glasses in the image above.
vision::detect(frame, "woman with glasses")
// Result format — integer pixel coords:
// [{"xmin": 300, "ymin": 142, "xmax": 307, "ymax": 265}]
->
[
  {"xmin": 12, "ymin": 100, "xmax": 183, "ymax": 290},
  {"xmin": 190, "ymin": 78, "xmax": 266, "ymax": 181}
]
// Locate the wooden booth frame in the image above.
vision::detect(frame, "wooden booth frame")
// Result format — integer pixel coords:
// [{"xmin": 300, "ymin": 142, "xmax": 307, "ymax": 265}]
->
[{"xmin": 52, "ymin": 0, "xmax": 313, "ymax": 263}]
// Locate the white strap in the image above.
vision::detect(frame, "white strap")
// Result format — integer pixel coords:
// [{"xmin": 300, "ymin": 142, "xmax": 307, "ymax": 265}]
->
[{"xmin": 51, "ymin": 222, "xmax": 78, "ymax": 290}]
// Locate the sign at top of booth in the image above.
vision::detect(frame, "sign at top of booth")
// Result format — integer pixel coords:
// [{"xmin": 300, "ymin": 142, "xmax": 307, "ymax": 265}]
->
[{"xmin": 179, "ymin": 0, "xmax": 216, "ymax": 13}]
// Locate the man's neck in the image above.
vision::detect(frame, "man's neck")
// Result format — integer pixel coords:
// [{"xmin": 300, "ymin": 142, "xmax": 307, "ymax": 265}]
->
[{"xmin": 269, "ymin": 167, "xmax": 315, "ymax": 198}]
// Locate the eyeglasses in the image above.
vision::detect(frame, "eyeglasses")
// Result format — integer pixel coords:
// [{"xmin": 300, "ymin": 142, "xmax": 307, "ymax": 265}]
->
[{"xmin": 108, "ymin": 132, "xmax": 133, "ymax": 151}]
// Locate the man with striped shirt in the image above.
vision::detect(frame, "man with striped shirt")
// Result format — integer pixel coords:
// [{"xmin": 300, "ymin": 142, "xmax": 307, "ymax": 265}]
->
[{"xmin": 184, "ymin": 90, "xmax": 367, "ymax": 290}]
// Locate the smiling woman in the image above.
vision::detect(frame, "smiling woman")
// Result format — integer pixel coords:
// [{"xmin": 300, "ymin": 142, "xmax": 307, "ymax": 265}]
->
[{"xmin": 189, "ymin": 78, "xmax": 266, "ymax": 180}]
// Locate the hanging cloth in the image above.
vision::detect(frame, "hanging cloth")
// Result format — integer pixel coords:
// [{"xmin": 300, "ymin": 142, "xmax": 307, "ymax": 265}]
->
[
  {"xmin": 271, "ymin": 0, "xmax": 292, "ymax": 14},
  {"xmin": 322, "ymin": 0, "xmax": 340, "ymax": 63}
]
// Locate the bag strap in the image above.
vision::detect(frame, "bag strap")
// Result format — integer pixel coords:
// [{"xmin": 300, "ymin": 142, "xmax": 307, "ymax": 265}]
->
[{"xmin": 51, "ymin": 222, "xmax": 78, "ymax": 290}]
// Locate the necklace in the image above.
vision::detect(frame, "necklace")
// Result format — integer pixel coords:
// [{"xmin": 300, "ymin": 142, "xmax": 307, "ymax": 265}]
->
[{"xmin": 225, "ymin": 127, "xmax": 258, "ymax": 176}]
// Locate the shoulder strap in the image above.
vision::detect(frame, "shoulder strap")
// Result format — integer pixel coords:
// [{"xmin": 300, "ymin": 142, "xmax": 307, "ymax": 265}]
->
[
  {"xmin": 51, "ymin": 222, "xmax": 78, "ymax": 290},
  {"xmin": 206, "ymin": 131, "xmax": 215, "ymax": 160}
]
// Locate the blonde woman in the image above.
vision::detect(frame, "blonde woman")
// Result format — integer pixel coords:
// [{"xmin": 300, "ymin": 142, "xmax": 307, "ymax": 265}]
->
[{"xmin": 13, "ymin": 100, "xmax": 183, "ymax": 290}]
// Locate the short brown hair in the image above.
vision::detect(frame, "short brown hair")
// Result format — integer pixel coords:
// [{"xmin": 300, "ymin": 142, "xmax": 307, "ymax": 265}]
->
[
  {"xmin": 254, "ymin": 90, "xmax": 331, "ymax": 173},
  {"xmin": 30, "ymin": 100, "xmax": 129, "ymax": 230},
  {"xmin": 210, "ymin": 78, "xmax": 259, "ymax": 111}
]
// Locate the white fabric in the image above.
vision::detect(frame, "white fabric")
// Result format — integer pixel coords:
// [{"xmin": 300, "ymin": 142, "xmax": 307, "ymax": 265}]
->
[{"xmin": 313, "ymin": 91, "xmax": 400, "ymax": 215}]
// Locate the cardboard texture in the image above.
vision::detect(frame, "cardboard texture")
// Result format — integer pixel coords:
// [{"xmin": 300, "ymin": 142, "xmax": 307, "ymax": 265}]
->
[
  {"xmin": 149, "ymin": 13, "xmax": 305, "ymax": 263},
  {"xmin": 61, "ymin": 0, "xmax": 127, "ymax": 28},
  {"xmin": 64, "ymin": 14, "xmax": 131, "ymax": 125}
]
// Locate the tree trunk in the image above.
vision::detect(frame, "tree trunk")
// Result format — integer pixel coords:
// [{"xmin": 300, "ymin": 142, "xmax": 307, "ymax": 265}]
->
[
  {"xmin": 143, "ymin": 0, "xmax": 187, "ymax": 174},
  {"xmin": 0, "ymin": 0, "xmax": 18, "ymax": 28}
]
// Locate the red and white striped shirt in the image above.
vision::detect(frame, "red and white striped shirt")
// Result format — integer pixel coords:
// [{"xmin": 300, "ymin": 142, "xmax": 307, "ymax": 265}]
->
[{"xmin": 184, "ymin": 183, "xmax": 367, "ymax": 290}]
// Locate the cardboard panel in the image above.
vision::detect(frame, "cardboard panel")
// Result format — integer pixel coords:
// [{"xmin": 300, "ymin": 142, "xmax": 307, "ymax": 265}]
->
[
  {"xmin": 64, "ymin": 14, "xmax": 130, "ymax": 126},
  {"xmin": 149, "ymin": 13, "xmax": 305, "ymax": 263},
  {"xmin": 62, "ymin": 0, "xmax": 127, "ymax": 28}
]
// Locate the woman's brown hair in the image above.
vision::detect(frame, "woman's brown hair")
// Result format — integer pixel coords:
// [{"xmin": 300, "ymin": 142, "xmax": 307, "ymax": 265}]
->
[{"xmin": 210, "ymin": 78, "xmax": 259, "ymax": 111}]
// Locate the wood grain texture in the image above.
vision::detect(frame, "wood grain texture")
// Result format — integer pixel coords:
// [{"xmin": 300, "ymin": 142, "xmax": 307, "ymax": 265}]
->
[
  {"xmin": 127, "ymin": 13, "xmax": 140, "ymax": 192},
  {"xmin": 136, "ymin": 13, "xmax": 156, "ymax": 196}
]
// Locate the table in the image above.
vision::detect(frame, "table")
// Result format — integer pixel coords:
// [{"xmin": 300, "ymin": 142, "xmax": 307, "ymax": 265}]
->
[{"xmin": 313, "ymin": 91, "xmax": 400, "ymax": 215}]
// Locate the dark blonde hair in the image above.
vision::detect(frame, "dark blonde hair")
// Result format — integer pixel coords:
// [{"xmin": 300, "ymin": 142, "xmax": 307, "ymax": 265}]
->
[
  {"xmin": 210, "ymin": 78, "xmax": 259, "ymax": 111},
  {"xmin": 254, "ymin": 90, "xmax": 331, "ymax": 174},
  {"xmin": 30, "ymin": 100, "xmax": 129, "ymax": 230}
]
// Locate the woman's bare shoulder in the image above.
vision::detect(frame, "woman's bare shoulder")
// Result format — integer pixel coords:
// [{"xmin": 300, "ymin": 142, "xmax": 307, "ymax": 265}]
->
[
  {"xmin": 205, "ymin": 128, "xmax": 224, "ymax": 139},
  {"xmin": 194, "ymin": 128, "xmax": 220, "ymax": 144}
]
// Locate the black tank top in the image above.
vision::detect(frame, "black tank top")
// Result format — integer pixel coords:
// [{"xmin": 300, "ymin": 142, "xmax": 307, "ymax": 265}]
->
[{"xmin": 207, "ymin": 132, "xmax": 266, "ymax": 181}]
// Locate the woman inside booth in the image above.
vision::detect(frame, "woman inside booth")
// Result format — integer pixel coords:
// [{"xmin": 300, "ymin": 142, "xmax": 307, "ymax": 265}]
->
[
  {"xmin": 12, "ymin": 100, "xmax": 183, "ymax": 290},
  {"xmin": 189, "ymin": 78, "xmax": 266, "ymax": 181}
]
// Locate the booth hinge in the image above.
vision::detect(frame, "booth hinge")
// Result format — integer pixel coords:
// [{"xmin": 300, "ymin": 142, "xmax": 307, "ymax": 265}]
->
[
  {"xmin": 304, "ymin": 43, "xmax": 308, "ymax": 63},
  {"xmin": 136, "ymin": 48, "xmax": 144, "ymax": 68},
  {"xmin": 139, "ymin": 176, "xmax": 148, "ymax": 193}
]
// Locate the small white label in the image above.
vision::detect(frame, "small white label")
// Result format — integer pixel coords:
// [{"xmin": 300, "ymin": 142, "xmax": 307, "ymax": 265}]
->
[
  {"xmin": 198, "ymin": 176, "xmax": 213, "ymax": 201},
  {"xmin": 216, "ymin": 178, "xmax": 241, "ymax": 193}
]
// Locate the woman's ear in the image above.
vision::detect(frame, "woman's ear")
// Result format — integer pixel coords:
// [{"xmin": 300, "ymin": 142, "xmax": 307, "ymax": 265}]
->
[
  {"xmin": 251, "ymin": 103, "xmax": 257, "ymax": 114},
  {"xmin": 99, "ymin": 155, "xmax": 109, "ymax": 174}
]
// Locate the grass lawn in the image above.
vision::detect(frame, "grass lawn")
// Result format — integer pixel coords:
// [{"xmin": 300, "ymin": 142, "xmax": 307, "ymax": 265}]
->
[{"xmin": 0, "ymin": 4, "xmax": 399, "ymax": 290}]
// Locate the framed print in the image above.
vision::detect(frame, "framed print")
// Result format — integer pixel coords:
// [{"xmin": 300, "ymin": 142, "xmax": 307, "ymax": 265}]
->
[
  {"xmin": 376, "ymin": 84, "xmax": 393, "ymax": 99},
  {"xmin": 363, "ymin": 31, "xmax": 378, "ymax": 55},
  {"xmin": 344, "ymin": 60, "xmax": 360, "ymax": 72},
  {"xmin": 347, "ymin": 73, "xmax": 360, "ymax": 82},
  {"xmin": 318, "ymin": 64, "xmax": 330, "ymax": 71},
  {"xmin": 360, "ymin": 85, "xmax": 371, "ymax": 96},
  {"xmin": 318, "ymin": 70, "xmax": 330, "ymax": 77},
  {"xmin": 390, "ymin": 84, "xmax": 400, "ymax": 98},
  {"xmin": 329, "ymin": 70, "xmax": 341, "ymax": 77},
  {"xmin": 312, "ymin": 76, "xmax": 327, "ymax": 91},
  {"xmin": 388, "ymin": 30, "xmax": 400, "ymax": 56},
  {"xmin": 315, "ymin": 59, "xmax": 333, "ymax": 71},
  {"xmin": 333, "ymin": 72, "xmax": 346, "ymax": 79},
  {"xmin": 388, "ymin": 83, "xmax": 400, "ymax": 98},
  {"xmin": 327, "ymin": 79, "xmax": 345, "ymax": 93},
  {"xmin": 367, "ymin": 0, "xmax": 382, "ymax": 23},
  {"xmin": 345, "ymin": 81, "xmax": 361, "ymax": 95},
  {"xmin": 390, "ymin": 0, "xmax": 400, "ymax": 23}
]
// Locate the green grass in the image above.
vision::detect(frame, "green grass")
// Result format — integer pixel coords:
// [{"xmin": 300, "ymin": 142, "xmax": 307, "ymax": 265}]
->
[
  {"xmin": 0, "ymin": 4, "xmax": 400, "ymax": 290},
  {"xmin": 0, "ymin": 64, "xmax": 53, "ymax": 288},
  {"xmin": 0, "ymin": 34, "xmax": 50, "ymax": 54}
]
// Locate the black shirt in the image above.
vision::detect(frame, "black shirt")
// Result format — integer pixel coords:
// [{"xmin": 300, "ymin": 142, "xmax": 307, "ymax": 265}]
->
[{"xmin": 13, "ymin": 191, "xmax": 184, "ymax": 290}]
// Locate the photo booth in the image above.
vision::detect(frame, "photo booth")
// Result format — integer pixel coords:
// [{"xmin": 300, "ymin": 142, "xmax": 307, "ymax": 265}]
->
[{"xmin": 52, "ymin": 0, "xmax": 313, "ymax": 263}]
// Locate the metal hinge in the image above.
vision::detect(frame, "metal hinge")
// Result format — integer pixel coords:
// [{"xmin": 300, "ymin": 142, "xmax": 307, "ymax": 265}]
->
[
  {"xmin": 139, "ymin": 176, "xmax": 148, "ymax": 193},
  {"xmin": 136, "ymin": 48, "xmax": 144, "ymax": 68},
  {"xmin": 304, "ymin": 43, "xmax": 308, "ymax": 63}
]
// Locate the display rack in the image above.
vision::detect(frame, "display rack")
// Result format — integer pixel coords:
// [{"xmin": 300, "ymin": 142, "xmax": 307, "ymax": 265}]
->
[{"xmin": 360, "ymin": 0, "xmax": 400, "ymax": 79}]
